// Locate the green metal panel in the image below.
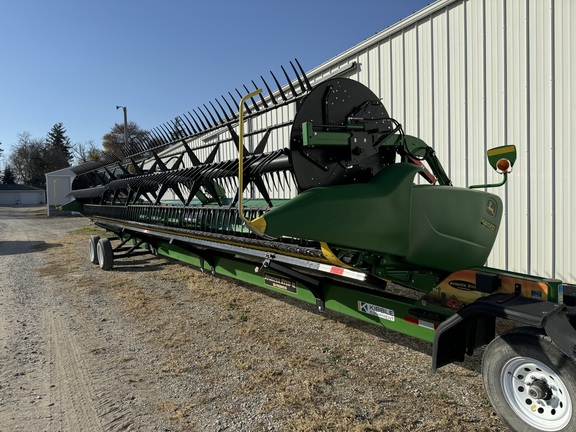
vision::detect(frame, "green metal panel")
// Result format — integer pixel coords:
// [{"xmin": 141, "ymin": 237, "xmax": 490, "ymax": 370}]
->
[
  {"xmin": 407, "ymin": 186, "xmax": 503, "ymax": 272},
  {"xmin": 260, "ymin": 163, "xmax": 420, "ymax": 257},
  {"xmin": 257, "ymin": 162, "xmax": 503, "ymax": 273}
]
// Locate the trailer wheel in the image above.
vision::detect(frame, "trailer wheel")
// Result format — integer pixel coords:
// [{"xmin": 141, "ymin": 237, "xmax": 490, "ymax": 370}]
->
[
  {"xmin": 96, "ymin": 238, "xmax": 114, "ymax": 271},
  {"xmin": 89, "ymin": 235, "xmax": 100, "ymax": 264},
  {"xmin": 482, "ymin": 327, "xmax": 576, "ymax": 432}
]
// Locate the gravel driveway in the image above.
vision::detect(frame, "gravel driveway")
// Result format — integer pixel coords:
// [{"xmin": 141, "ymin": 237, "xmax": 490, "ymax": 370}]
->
[{"xmin": 0, "ymin": 205, "xmax": 506, "ymax": 431}]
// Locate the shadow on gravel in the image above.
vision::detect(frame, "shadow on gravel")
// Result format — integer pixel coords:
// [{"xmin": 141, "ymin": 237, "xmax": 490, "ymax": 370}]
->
[{"xmin": 0, "ymin": 241, "xmax": 62, "ymax": 255}]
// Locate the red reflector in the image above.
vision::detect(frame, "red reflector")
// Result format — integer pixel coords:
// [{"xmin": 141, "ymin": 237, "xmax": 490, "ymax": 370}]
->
[
  {"xmin": 330, "ymin": 267, "xmax": 344, "ymax": 275},
  {"xmin": 404, "ymin": 316, "xmax": 418, "ymax": 325}
]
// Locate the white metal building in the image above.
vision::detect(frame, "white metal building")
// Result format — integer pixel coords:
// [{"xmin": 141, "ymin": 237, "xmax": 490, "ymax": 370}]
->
[
  {"xmin": 305, "ymin": 0, "xmax": 575, "ymax": 284},
  {"xmin": 0, "ymin": 184, "xmax": 45, "ymax": 205},
  {"xmin": 156, "ymin": 0, "xmax": 574, "ymax": 283}
]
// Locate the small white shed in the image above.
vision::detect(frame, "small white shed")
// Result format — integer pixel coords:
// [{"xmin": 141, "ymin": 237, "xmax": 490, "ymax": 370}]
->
[{"xmin": 45, "ymin": 166, "xmax": 76, "ymax": 214}]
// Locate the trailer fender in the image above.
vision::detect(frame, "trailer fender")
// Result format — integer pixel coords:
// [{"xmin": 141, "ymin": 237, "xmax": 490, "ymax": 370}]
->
[{"xmin": 432, "ymin": 293, "xmax": 572, "ymax": 371}]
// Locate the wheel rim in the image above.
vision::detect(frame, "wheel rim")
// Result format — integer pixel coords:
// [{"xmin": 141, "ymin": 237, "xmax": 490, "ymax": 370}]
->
[{"xmin": 501, "ymin": 356, "xmax": 572, "ymax": 431}]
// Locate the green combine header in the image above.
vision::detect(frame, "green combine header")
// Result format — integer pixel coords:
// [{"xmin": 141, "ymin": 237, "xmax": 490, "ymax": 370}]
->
[{"xmin": 66, "ymin": 62, "xmax": 575, "ymax": 432}]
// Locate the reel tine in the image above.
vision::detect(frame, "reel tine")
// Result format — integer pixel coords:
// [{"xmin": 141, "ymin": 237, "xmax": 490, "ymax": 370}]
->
[
  {"xmin": 188, "ymin": 111, "xmax": 203, "ymax": 132},
  {"xmin": 178, "ymin": 115, "xmax": 193, "ymax": 136},
  {"xmin": 183, "ymin": 112, "xmax": 199, "ymax": 134},
  {"xmin": 222, "ymin": 95, "xmax": 238, "ymax": 119},
  {"xmin": 151, "ymin": 127, "xmax": 166, "ymax": 144},
  {"xmin": 273, "ymin": 171, "xmax": 281, "ymax": 192},
  {"xmin": 145, "ymin": 129, "xmax": 157, "ymax": 144},
  {"xmin": 209, "ymin": 100, "xmax": 225, "ymax": 123},
  {"xmin": 159, "ymin": 124, "xmax": 172, "ymax": 142},
  {"xmin": 295, "ymin": 58, "xmax": 312, "ymax": 91},
  {"xmin": 281, "ymin": 65, "xmax": 297, "ymax": 97},
  {"xmin": 260, "ymin": 75, "xmax": 277, "ymax": 105},
  {"xmin": 203, "ymin": 103, "xmax": 219, "ymax": 126},
  {"xmin": 252, "ymin": 80, "xmax": 268, "ymax": 108},
  {"xmin": 270, "ymin": 70, "xmax": 287, "ymax": 101},
  {"xmin": 197, "ymin": 106, "xmax": 214, "ymax": 128},
  {"xmin": 283, "ymin": 170, "xmax": 291, "ymax": 190},
  {"xmin": 168, "ymin": 119, "xmax": 182, "ymax": 139},
  {"xmin": 227, "ymin": 91, "xmax": 240, "ymax": 112},
  {"xmin": 134, "ymin": 137, "xmax": 147, "ymax": 153},
  {"xmin": 158, "ymin": 123, "xmax": 170, "ymax": 144},
  {"xmin": 215, "ymin": 98, "xmax": 232, "ymax": 122},
  {"xmin": 192, "ymin": 109, "xmax": 208, "ymax": 130},
  {"xmin": 263, "ymin": 172, "xmax": 272, "ymax": 190},
  {"xmin": 290, "ymin": 60, "xmax": 306, "ymax": 94}
]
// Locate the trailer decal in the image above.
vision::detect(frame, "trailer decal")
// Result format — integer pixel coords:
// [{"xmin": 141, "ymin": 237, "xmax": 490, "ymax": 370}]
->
[
  {"xmin": 358, "ymin": 301, "xmax": 395, "ymax": 322},
  {"xmin": 264, "ymin": 273, "xmax": 297, "ymax": 293}
]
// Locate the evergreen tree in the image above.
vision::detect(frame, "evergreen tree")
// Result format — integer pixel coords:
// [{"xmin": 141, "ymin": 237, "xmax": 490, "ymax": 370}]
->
[
  {"xmin": 45, "ymin": 122, "xmax": 72, "ymax": 171},
  {"xmin": 2, "ymin": 166, "xmax": 16, "ymax": 184}
]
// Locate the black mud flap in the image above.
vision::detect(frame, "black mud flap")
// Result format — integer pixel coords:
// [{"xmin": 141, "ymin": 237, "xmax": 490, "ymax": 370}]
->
[{"xmin": 432, "ymin": 293, "xmax": 569, "ymax": 371}]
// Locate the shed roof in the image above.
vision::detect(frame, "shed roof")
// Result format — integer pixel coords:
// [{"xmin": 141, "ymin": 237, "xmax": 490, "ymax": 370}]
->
[{"xmin": 0, "ymin": 184, "xmax": 44, "ymax": 191}]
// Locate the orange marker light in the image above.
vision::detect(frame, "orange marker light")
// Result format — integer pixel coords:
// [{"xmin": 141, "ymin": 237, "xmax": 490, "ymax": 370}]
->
[{"xmin": 496, "ymin": 158, "xmax": 511, "ymax": 173}]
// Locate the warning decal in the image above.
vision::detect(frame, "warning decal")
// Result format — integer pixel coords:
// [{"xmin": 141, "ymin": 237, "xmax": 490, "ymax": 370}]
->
[{"xmin": 358, "ymin": 301, "xmax": 395, "ymax": 322}]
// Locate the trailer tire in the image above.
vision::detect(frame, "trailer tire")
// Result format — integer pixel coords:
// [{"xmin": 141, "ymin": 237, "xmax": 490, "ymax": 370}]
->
[
  {"xmin": 96, "ymin": 238, "xmax": 114, "ymax": 271},
  {"xmin": 89, "ymin": 235, "xmax": 100, "ymax": 264},
  {"xmin": 482, "ymin": 327, "xmax": 576, "ymax": 432}
]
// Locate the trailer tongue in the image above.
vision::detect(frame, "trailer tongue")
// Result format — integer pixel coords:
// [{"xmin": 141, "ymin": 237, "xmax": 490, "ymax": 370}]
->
[{"xmin": 66, "ymin": 62, "xmax": 575, "ymax": 432}]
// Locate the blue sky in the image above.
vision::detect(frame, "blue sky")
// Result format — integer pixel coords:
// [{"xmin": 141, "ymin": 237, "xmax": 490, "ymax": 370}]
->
[{"xmin": 0, "ymin": 0, "xmax": 432, "ymax": 161}]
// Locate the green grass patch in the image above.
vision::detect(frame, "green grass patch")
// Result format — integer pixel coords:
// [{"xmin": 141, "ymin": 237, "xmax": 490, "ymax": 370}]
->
[{"xmin": 68, "ymin": 226, "xmax": 106, "ymax": 235}]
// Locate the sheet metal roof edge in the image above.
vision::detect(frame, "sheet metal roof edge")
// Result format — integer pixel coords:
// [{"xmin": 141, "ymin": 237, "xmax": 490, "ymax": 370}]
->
[
  {"xmin": 0, "ymin": 184, "xmax": 45, "ymax": 191},
  {"xmin": 305, "ymin": 0, "xmax": 458, "ymax": 80}
]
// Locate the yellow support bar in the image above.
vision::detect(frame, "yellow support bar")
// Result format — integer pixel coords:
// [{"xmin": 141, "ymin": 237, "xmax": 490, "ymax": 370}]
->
[{"xmin": 237, "ymin": 88, "xmax": 264, "ymax": 234}]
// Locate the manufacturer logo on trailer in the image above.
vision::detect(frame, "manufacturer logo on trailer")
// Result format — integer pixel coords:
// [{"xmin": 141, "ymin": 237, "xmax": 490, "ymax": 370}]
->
[{"xmin": 358, "ymin": 301, "xmax": 395, "ymax": 321}]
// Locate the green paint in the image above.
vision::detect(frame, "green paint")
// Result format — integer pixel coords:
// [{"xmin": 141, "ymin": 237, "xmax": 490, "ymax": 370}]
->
[{"xmin": 259, "ymin": 163, "xmax": 502, "ymax": 273}]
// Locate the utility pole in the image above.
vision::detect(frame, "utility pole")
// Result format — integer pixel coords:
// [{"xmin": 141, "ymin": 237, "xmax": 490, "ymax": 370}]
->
[{"xmin": 116, "ymin": 105, "xmax": 128, "ymax": 151}]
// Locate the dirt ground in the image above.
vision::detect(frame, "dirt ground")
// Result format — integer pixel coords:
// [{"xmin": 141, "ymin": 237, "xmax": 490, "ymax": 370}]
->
[{"xmin": 0, "ymin": 205, "xmax": 507, "ymax": 431}]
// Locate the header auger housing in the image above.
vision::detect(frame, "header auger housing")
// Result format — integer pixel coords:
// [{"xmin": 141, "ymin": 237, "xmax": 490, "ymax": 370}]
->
[{"xmin": 67, "ymin": 61, "xmax": 575, "ymax": 432}]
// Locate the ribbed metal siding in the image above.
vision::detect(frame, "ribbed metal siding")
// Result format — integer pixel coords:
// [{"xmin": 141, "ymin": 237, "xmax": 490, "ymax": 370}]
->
[{"xmin": 306, "ymin": 0, "xmax": 574, "ymax": 283}]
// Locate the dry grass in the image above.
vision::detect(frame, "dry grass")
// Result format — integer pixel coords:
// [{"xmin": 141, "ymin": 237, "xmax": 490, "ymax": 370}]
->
[{"xmin": 36, "ymin": 227, "xmax": 505, "ymax": 431}]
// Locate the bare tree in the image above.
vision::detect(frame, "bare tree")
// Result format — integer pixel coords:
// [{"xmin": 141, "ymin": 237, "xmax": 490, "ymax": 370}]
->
[
  {"xmin": 102, "ymin": 122, "xmax": 148, "ymax": 159},
  {"xmin": 73, "ymin": 140, "xmax": 104, "ymax": 164},
  {"xmin": 10, "ymin": 132, "xmax": 47, "ymax": 187}
]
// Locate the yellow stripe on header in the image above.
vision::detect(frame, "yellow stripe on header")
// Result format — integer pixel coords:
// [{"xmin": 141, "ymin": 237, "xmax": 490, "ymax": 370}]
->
[{"xmin": 487, "ymin": 145, "xmax": 515, "ymax": 156}]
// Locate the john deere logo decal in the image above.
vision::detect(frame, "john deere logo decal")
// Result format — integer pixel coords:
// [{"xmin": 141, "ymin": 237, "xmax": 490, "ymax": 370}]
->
[{"xmin": 486, "ymin": 199, "xmax": 497, "ymax": 218}]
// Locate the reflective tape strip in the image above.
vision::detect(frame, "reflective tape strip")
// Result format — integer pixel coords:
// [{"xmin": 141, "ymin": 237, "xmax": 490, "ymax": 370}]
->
[
  {"xmin": 317, "ymin": 263, "xmax": 366, "ymax": 281},
  {"xmin": 404, "ymin": 316, "xmax": 437, "ymax": 330}
]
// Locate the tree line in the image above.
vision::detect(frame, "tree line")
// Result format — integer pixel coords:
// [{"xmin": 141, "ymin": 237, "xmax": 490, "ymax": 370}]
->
[{"xmin": 1, "ymin": 121, "xmax": 148, "ymax": 189}]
